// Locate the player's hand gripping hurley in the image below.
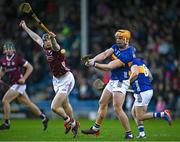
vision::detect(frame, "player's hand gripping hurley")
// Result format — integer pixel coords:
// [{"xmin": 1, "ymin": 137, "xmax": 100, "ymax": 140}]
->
[
  {"xmin": 81, "ymin": 54, "xmax": 92, "ymax": 64},
  {"xmin": 19, "ymin": 2, "xmax": 51, "ymax": 34}
]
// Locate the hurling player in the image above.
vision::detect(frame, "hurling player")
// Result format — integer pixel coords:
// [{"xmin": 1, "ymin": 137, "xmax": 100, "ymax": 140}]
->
[
  {"xmin": 0, "ymin": 41, "xmax": 48, "ymax": 131},
  {"xmin": 82, "ymin": 30, "xmax": 135, "ymax": 139},
  {"xmin": 129, "ymin": 58, "xmax": 172, "ymax": 138},
  {"xmin": 20, "ymin": 20, "xmax": 79, "ymax": 138}
]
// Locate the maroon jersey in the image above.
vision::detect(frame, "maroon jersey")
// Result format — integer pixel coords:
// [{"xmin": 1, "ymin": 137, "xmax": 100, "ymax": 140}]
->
[
  {"xmin": 0, "ymin": 54, "xmax": 26, "ymax": 85},
  {"xmin": 43, "ymin": 48, "xmax": 69, "ymax": 77}
]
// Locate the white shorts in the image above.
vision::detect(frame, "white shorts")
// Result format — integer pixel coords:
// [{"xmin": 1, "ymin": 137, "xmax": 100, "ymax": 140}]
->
[
  {"xmin": 52, "ymin": 72, "xmax": 75, "ymax": 95},
  {"xmin": 10, "ymin": 84, "xmax": 26, "ymax": 95},
  {"xmin": 133, "ymin": 90, "xmax": 153, "ymax": 106},
  {"xmin": 104, "ymin": 80, "xmax": 129, "ymax": 95}
]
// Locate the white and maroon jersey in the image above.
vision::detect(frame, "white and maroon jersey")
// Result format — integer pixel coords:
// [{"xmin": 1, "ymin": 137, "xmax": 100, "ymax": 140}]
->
[
  {"xmin": 0, "ymin": 54, "xmax": 27, "ymax": 85},
  {"xmin": 43, "ymin": 48, "xmax": 70, "ymax": 77}
]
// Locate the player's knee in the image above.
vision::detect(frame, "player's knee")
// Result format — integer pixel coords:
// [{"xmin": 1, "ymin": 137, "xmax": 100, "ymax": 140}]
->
[
  {"xmin": 136, "ymin": 114, "xmax": 143, "ymax": 121},
  {"xmin": 2, "ymin": 98, "xmax": 10, "ymax": 105},
  {"xmin": 51, "ymin": 106, "xmax": 56, "ymax": 112},
  {"xmin": 99, "ymin": 100, "xmax": 107, "ymax": 109},
  {"xmin": 51, "ymin": 105, "xmax": 58, "ymax": 113},
  {"xmin": 113, "ymin": 103, "xmax": 123, "ymax": 112}
]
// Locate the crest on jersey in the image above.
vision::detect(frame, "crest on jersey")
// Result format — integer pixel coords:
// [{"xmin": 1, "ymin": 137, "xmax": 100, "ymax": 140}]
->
[{"xmin": 47, "ymin": 50, "xmax": 53, "ymax": 55}]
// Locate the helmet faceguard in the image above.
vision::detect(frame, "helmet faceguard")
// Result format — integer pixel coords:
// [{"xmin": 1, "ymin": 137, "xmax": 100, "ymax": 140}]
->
[
  {"xmin": 42, "ymin": 33, "xmax": 50, "ymax": 41},
  {"xmin": 3, "ymin": 41, "xmax": 16, "ymax": 54},
  {"xmin": 42, "ymin": 33, "xmax": 53, "ymax": 49}
]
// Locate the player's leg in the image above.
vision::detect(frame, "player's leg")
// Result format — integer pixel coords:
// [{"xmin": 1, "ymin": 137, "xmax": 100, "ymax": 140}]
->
[
  {"xmin": 81, "ymin": 88, "xmax": 112, "ymax": 136},
  {"xmin": 132, "ymin": 90, "xmax": 153, "ymax": 138},
  {"xmin": 134, "ymin": 90, "xmax": 172, "ymax": 125},
  {"xmin": 136, "ymin": 109, "xmax": 172, "ymax": 125},
  {"xmin": 0, "ymin": 89, "xmax": 19, "ymax": 130},
  {"xmin": 113, "ymin": 91, "xmax": 133, "ymax": 139},
  {"xmin": 133, "ymin": 105, "xmax": 147, "ymax": 138},
  {"xmin": 62, "ymin": 98, "xmax": 80, "ymax": 138},
  {"xmin": 51, "ymin": 92, "xmax": 79, "ymax": 137},
  {"xmin": 62, "ymin": 97, "xmax": 75, "ymax": 134},
  {"xmin": 52, "ymin": 72, "xmax": 79, "ymax": 138},
  {"xmin": 17, "ymin": 92, "xmax": 49, "ymax": 130},
  {"xmin": 62, "ymin": 97, "xmax": 73, "ymax": 118},
  {"xmin": 131, "ymin": 105, "xmax": 138, "ymax": 124},
  {"xmin": 51, "ymin": 93, "xmax": 68, "ymax": 118},
  {"xmin": 51, "ymin": 72, "xmax": 75, "ymax": 118},
  {"xmin": 94, "ymin": 89, "xmax": 111, "ymax": 129}
]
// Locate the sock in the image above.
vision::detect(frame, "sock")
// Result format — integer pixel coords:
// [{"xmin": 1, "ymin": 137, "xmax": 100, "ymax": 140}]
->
[
  {"xmin": 70, "ymin": 119, "xmax": 76, "ymax": 128},
  {"xmin": 138, "ymin": 124, "xmax": 145, "ymax": 136},
  {"xmin": 153, "ymin": 112, "xmax": 164, "ymax": 118},
  {"xmin": 40, "ymin": 113, "xmax": 46, "ymax": 121},
  {"xmin": 64, "ymin": 116, "xmax": 76, "ymax": 128},
  {"xmin": 64, "ymin": 116, "xmax": 70, "ymax": 122},
  {"xmin": 92, "ymin": 123, "xmax": 100, "ymax": 131},
  {"xmin": 4, "ymin": 119, "xmax": 10, "ymax": 125}
]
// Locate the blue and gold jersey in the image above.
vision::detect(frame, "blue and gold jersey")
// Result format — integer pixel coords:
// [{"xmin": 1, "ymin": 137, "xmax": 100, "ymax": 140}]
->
[
  {"xmin": 130, "ymin": 58, "xmax": 152, "ymax": 94},
  {"xmin": 110, "ymin": 44, "xmax": 136, "ymax": 81}
]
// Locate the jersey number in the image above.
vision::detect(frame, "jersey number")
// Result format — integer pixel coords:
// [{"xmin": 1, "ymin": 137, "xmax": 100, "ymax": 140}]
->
[{"xmin": 135, "ymin": 80, "xmax": 140, "ymax": 92}]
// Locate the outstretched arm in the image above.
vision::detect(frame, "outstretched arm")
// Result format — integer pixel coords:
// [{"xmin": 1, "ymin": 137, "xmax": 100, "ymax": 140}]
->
[
  {"xmin": 94, "ymin": 59, "xmax": 124, "ymax": 71},
  {"xmin": 93, "ymin": 48, "xmax": 114, "ymax": 62},
  {"xmin": 20, "ymin": 20, "xmax": 43, "ymax": 47},
  {"xmin": 86, "ymin": 48, "xmax": 114, "ymax": 66}
]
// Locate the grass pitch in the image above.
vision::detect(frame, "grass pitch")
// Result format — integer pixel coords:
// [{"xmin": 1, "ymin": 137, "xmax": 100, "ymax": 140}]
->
[{"xmin": 0, "ymin": 118, "xmax": 179, "ymax": 141}]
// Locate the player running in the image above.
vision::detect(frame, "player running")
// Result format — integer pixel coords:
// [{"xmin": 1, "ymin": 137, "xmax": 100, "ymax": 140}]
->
[
  {"xmin": 129, "ymin": 58, "xmax": 172, "ymax": 138},
  {"xmin": 81, "ymin": 29, "xmax": 135, "ymax": 139},
  {"xmin": 0, "ymin": 41, "xmax": 49, "ymax": 131},
  {"xmin": 20, "ymin": 20, "xmax": 79, "ymax": 138}
]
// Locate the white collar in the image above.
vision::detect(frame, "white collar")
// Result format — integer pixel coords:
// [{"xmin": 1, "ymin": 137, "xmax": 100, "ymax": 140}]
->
[{"xmin": 6, "ymin": 54, "xmax": 15, "ymax": 61}]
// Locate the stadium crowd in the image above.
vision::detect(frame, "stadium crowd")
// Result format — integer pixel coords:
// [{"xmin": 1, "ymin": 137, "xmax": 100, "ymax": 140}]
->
[{"xmin": 0, "ymin": 0, "xmax": 180, "ymax": 118}]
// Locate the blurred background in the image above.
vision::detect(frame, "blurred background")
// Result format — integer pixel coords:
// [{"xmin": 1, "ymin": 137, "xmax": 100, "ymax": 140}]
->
[{"xmin": 0, "ymin": 0, "xmax": 179, "ymax": 120}]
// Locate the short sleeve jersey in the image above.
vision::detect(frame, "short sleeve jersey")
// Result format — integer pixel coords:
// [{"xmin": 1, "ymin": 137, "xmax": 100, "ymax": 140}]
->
[
  {"xmin": 110, "ymin": 44, "xmax": 136, "ymax": 81},
  {"xmin": 0, "ymin": 54, "xmax": 27, "ymax": 85},
  {"xmin": 130, "ymin": 58, "xmax": 152, "ymax": 94}
]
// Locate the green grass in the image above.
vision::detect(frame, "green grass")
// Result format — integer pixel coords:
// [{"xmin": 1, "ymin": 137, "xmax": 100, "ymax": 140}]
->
[{"xmin": 0, "ymin": 118, "xmax": 179, "ymax": 141}]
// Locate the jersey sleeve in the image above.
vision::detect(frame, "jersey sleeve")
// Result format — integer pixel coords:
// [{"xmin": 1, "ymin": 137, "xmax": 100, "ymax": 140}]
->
[
  {"xmin": 17, "ymin": 56, "xmax": 27, "ymax": 66},
  {"xmin": 110, "ymin": 44, "xmax": 117, "ymax": 50}
]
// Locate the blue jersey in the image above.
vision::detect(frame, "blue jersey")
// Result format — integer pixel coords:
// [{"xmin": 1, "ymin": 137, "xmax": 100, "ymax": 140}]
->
[
  {"xmin": 110, "ymin": 44, "xmax": 136, "ymax": 81},
  {"xmin": 130, "ymin": 58, "xmax": 152, "ymax": 94}
]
